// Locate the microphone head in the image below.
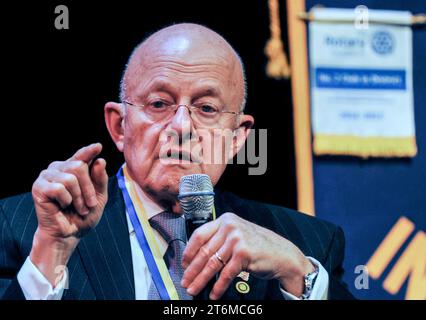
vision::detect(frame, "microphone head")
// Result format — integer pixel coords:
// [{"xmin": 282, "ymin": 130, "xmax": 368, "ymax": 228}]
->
[{"xmin": 178, "ymin": 174, "xmax": 214, "ymax": 222}]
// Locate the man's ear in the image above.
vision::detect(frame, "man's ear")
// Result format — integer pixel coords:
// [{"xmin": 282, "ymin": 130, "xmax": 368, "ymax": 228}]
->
[
  {"xmin": 229, "ymin": 114, "xmax": 254, "ymax": 160},
  {"xmin": 105, "ymin": 102, "xmax": 125, "ymax": 152}
]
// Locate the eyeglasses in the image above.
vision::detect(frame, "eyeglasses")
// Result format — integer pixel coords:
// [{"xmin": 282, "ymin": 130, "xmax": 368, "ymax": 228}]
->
[{"xmin": 122, "ymin": 98, "xmax": 241, "ymax": 128}]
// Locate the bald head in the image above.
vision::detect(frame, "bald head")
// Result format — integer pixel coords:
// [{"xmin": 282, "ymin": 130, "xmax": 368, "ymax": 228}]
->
[{"xmin": 120, "ymin": 23, "xmax": 247, "ymax": 111}]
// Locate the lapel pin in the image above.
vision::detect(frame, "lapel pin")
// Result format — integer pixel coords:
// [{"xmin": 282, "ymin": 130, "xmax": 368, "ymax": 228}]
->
[{"xmin": 235, "ymin": 281, "xmax": 250, "ymax": 294}]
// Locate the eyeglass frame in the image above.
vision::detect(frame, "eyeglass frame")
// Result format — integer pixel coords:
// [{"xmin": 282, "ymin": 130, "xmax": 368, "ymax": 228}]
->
[{"xmin": 122, "ymin": 99, "xmax": 243, "ymax": 128}]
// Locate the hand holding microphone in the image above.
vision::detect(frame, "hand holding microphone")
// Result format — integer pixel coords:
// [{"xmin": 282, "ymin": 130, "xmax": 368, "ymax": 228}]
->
[{"xmin": 179, "ymin": 174, "xmax": 316, "ymax": 300}]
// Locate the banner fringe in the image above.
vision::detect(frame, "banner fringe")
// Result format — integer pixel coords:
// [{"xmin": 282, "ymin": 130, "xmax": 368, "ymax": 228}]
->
[{"xmin": 314, "ymin": 135, "xmax": 417, "ymax": 158}]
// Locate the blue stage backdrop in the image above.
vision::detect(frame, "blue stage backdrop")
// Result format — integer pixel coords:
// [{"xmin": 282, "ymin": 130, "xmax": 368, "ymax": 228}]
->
[{"xmin": 305, "ymin": 0, "xmax": 426, "ymax": 300}]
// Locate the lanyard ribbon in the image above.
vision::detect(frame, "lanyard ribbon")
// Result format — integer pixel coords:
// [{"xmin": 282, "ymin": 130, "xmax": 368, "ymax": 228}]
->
[{"xmin": 116, "ymin": 165, "xmax": 179, "ymax": 300}]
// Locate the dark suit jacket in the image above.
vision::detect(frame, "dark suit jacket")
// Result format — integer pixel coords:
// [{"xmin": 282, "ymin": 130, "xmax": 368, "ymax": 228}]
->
[{"xmin": 0, "ymin": 177, "xmax": 354, "ymax": 300}]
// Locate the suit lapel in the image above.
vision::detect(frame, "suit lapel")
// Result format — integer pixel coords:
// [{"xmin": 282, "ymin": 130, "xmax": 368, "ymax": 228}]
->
[{"xmin": 77, "ymin": 177, "xmax": 135, "ymax": 300}]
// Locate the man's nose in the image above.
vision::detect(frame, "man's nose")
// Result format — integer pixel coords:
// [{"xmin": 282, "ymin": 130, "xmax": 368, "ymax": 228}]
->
[{"xmin": 168, "ymin": 105, "xmax": 195, "ymax": 144}]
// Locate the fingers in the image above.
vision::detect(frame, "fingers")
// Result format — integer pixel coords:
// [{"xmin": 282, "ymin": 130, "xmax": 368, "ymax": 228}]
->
[
  {"xmin": 182, "ymin": 219, "xmax": 220, "ymax": 268},
  {"xmin": 35, "ymin": 143, "xmax": 106, "ymax": 216},
  {"xmin": 51, "ymin": 160, "xmax": 97, "ymax": 210},
  {"xmin": 33, "ymin": 178, "xmax": 73, "ymax": 210},
  {"xmin": 183, "ymin": 241, "xmax": 232, "ymax": 297},
  {"xmin": 69, "ymin": 143, "xmax": 105, "ymax": 207},
  {"xmin": 181, "ymin": 213, "xmax": 247, "ymax": 299},
  {"xmin": 181, "ymin": 230, "xmax": 227, "ymax": 290},
  {"xmin": 209, "ymin": 258, "xmax": 242, "ymax": 300},
  {"xmin": 40, "ymin": 169, "xmax": 89, "ymax": 214},
  {"xmin": 69, "ymin": 143, "xmax": 103, "ymax": 164},
  {"xmin": 67, "ymin": 143, "xmax": 105, "ymax": 207},
  {"xmin": 72, "ymin": 161, "xmax": 98, "ymax": 208},
  {"xmin": 90, "ymin": 158, "xmax": 108, "ymax": 196}
]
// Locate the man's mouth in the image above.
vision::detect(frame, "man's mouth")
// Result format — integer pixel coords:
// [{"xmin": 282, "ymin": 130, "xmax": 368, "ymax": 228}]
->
[{"xmin": 159, "ymin": 149, "xmax": 201, "ymax": 164}]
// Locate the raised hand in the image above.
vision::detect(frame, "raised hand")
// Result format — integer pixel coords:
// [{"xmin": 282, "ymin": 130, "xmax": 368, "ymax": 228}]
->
[{"xmin": 30, "ymin": 143, "xmax": 108, "ymax": 286}]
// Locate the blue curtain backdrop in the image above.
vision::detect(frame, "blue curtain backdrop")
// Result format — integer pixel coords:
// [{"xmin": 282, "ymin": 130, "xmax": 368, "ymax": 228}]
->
[{"xmin": 305, "ymin": 0, "xmax": 426, "ymax": 299}]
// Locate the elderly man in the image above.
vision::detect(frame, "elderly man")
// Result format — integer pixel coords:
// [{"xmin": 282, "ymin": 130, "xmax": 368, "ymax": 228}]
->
[{"xmin": 0, "ymin": 23, "xmax": 353, "ymax": 300}]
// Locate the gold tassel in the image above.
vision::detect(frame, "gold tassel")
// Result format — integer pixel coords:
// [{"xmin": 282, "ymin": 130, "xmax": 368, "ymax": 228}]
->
[{"xmin": 265, "ymin": 0, "xmax": 291, "ymax": 79}]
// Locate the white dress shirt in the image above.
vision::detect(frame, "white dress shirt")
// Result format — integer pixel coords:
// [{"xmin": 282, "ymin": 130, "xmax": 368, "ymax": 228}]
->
[{"xmin": 17, "ymin": 181, "xmax": 329, "ymax": 300}]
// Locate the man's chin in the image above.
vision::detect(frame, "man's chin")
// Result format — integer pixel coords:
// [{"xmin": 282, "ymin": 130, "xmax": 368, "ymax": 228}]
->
[{"xmin": 144, "ymin": 161, "xmax": 202, "ymax": 194}]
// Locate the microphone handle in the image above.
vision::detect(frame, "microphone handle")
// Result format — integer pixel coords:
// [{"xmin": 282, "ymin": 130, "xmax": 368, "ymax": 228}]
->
[
  {"xmin": 186, "ymin": 217, "xmax": 216, "ymax": 300},
  {"xmin": 185, "ymin": 218, "xmax": 211, "ymax": 238}
]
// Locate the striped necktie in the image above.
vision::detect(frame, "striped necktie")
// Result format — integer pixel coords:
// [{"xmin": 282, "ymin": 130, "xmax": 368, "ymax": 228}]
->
[{"xmin": 147, "ymin": 211, "xmax": 193, "ymax": 300}]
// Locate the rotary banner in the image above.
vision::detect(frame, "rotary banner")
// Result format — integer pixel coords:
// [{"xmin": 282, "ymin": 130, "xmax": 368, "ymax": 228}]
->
[{"xmin": 309, "ymin": 8, "xmax": 417, "ymax": 158}]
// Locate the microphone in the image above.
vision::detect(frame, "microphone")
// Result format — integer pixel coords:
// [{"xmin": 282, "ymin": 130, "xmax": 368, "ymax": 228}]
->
[
  {"xmin": 178, "ymin": 174, "xmax": 215, "ymax": 300},
  {"xmin": 179, "ymin": 174, "xmax": 215, "ymax": 237}
]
